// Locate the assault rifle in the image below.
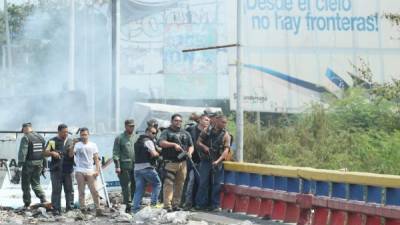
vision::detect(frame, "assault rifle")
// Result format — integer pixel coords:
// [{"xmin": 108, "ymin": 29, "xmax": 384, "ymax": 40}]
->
[
  {"xmin": 174, "ymin": 134, "xmax": 200, "ymax": 177},
  {"xmin": 177, "ymin": 151, "xmax": 200, "ymax": 177}
]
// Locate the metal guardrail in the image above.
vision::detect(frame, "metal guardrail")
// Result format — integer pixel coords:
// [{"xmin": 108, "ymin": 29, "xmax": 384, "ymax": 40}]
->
[
  {"xmin": 221, "ymin": 161, "xmax": 400, "ymax": 225},
  {"xmin": 223, "ymin": 162, "xmax": 400, "ymax": 188}
]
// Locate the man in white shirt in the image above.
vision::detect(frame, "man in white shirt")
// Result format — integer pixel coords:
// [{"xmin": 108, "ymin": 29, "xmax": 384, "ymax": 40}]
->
[{"xmin": 69, "ymin": 127, "xmax": 103, "ymax": 216}]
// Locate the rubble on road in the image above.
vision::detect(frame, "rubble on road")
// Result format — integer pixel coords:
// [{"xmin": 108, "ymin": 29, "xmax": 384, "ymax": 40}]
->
[{"xmin": 0, "ymin": 192, "xmax": 266, "ymax": 225}]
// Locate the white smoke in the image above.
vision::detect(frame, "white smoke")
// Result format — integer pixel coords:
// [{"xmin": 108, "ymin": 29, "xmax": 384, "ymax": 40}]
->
[{"xmin": 0, "ymin": 1, "xmax": 113, "ymax": 132}]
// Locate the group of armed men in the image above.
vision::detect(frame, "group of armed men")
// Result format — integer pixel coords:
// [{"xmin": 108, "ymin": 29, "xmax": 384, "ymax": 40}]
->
[{"xmin": 17, "ymin": 110, "xmax": 232, "ymax": 216}]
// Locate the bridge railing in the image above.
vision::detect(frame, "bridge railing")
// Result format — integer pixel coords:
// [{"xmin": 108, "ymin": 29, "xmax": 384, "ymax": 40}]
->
[{"xmin": 221, "ymin": 162, "xmax": 400, "ymax": 225}]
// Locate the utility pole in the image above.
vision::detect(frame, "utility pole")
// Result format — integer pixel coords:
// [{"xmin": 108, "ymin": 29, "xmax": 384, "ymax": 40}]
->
[
  {"xmin": 236, "ymin": 0, "xmax": 244, "ymax": 162},
  {"xmin": 68, "ymin": 0, "xmax": 75, "ymax": 91},
  {"xmin": 181, "ymin": 0, "xmax": 244, "ymax": 162},
  {"xmin": 111, "ymin": 0, "xmax": 120, "ymax": 132},
  {"xmin": 256, "ymin": 112, "xmax": 261, "ymax": 132},
  {"xmin": 4, "ymin": 0, "xmax": 12, "ymax": 73}
]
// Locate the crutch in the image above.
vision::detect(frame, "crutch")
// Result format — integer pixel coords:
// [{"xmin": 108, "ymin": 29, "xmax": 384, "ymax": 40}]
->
[{"xmin": 97, "ymin": 158, "xmax": 112, "ymax": 208}]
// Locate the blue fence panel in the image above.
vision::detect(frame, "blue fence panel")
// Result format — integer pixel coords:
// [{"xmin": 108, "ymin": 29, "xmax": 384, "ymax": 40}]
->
[
  {"xmin": 367, "ymin": 186, "xmax": 382, "ymax": 204},
  {"xmin": 287, "ymin": 178, "xmax": 300, "ymax": 193},
  {"xmin": 262, "ymin": 175, "xmax": 274, "ymax": 189},
  {"xmin": 349, "ymin": 184, "xmax": 364, "ymax": 201},
  {"xmin": 332, "ymin": 182, "xmax": 347, "ymax": 199},
  {"xmin": 302, "ymin": 180, "xmax": 311, "ymax": 194},
  {"xmin": 274, "ymin": 176, "xmax": 288, "ymax": 191},
  {"xmin": 386, "ymin": 188, "xmax": 400, "ymax": 206},
  {"xmin": 224, "ymin": 171, "xmax": 236, "ymax": 185},
  {"xmin": 316, "ymin": 181, "xmax": 330, "ymax": 197},
  {"xmin": 237, "ymin": 172, "xmax": 250, "ymax": 186},
  {"xmin": 249, "ymin": 173, "xmax": 262, "ymax": 188}
]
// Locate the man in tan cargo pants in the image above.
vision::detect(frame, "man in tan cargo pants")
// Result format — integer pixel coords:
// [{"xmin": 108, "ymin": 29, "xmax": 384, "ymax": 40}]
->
[{"xmin": 159, "ymin": 114, "xmax": 194, "ymax": 212}]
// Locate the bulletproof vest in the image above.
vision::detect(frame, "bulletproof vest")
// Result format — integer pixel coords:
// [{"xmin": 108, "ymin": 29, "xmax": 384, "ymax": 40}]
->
[
  {"xmin": 26, "ymin": 133, "xmax": 44, "ymax": 161},
  {"xmin": 49, "ymin": 137, "xmax": 74, "ymax": 172},
  {"xmin": 205, "ymin": 128, "xmax": 226, "ymax": 160},
  {"xmin": 186, "ymin": 125, "xmax": 201, "ymax": 163},
  {"xmin": 161, "ymin": 128, "xmax": 190, "ymax": 162},
  {"xmin": 134, "ymin": 135, "xmax": 154, "ymax": 164}
]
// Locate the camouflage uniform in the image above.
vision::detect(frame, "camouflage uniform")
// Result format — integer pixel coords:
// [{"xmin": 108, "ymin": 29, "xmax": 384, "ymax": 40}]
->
[
  {"xmin": 113, "ymin": 132, "xmax": 136, "ymax": 207},
  {"xmin": 18, "ymin": 132, "xmax": 48, "ymax": 207}
]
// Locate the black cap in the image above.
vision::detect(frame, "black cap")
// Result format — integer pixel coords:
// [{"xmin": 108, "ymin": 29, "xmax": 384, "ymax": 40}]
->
[
  {"xmin": 203, "ymin": 108, "xmax": 215, "ymax": 117},
  {"xmin": 125, "ymin": 119, "xmax": 135, "ymax": 126},
  {"xmin": 147, "ymin": 119, "xmax": 158, "ymax": 128},
  {"xmin": 203, "ymin": 109, "xmax": 222, "ymax": 117},
  {"xmin": 215, "ymin": 111, "xmax": 224, "ymax": 116},
  {"xmin": 21, "ymin": 122, "xmax": 32, "ymax": 132}
]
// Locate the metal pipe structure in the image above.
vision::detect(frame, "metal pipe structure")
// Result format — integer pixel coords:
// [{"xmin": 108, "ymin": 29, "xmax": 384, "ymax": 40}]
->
[
  {"xmin": 111, "ymin": 0, "xmax": 121, "ymax": 132},
  {"xmin": 182, "ymin": 44, "xmax": 238, "ymax": 53},
  {"xmin": 235, "ymin": 0, "xmax": 244, "ymax": 162},
  {"xmin": 0, "ymin": 131, "xmax": 59, "ymax": 134},
  {"xmin": 68, "ymin": 0, "xmax": 76, "ymax": 91},
  {"xmin": 4, "ymin": 0, "xmax": 12, "ymax": 73},
  {"xmin": 180, "ymin": 0, "xmax": 245, "ymax": 162}
]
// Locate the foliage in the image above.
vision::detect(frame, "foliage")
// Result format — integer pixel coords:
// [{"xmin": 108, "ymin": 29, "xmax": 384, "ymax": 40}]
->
[
  {"xmin": 242, "ymin": 14, "xmax": 400, "ymax": 175},
  {"xmin": 0, "ymin": 3, "xmax": 34, "ymax": 44},
  {"xmin": 243, "ymin": 71, "xmax": 400, "ymax": 174}
]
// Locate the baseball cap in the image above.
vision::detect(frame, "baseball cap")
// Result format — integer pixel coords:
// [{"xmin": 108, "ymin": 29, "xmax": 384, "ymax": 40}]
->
[
  {"xmin": 125, "ymin": 119, "xmax": 135, "ymax": 126},
  {"xmin": 21, "ymin": 122, "xmax": 32, "ymax": 132}
]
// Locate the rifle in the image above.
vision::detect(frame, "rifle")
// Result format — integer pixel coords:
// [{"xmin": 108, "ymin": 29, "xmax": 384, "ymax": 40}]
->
[
  {"xmin": 177, "ymin": 151, "xmax": 200, "ymax": 177},
  {"xmin": 174, "ymin": 134, "xmax": 200, "ymax": 177},
  {"xmin": 41, "ymin": 159, "xmax": 47, "ymax": 179},
  {"xmin": 48, "ymin": 138, "xmax": 75, "ymax": 171},
  {"xmin": 11, "ymin": 167, "xmax": 21, "ymax": 184}
]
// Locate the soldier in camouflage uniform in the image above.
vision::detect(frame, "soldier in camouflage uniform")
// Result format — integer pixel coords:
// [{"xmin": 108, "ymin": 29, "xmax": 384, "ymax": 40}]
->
[
  {"xmin": 17, "ymin": 123, "xmax": 49, "ymax": 208},
  {"xmin": 113, "ymin": 119, "xmax": 136, "ymax": 213}
]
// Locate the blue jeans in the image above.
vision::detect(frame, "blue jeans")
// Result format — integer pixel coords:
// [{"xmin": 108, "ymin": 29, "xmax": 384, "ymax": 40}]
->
[
  {"xmin": 184, "ymin": 163, "xmax": 200, "ymax": 206},
  {"xmin": 132, "ymin": 168, "xmax": 161, "ymax": 210},
  {"xmin": 195, "ymin": 159, "xmax": 224, "ymax": 208}
]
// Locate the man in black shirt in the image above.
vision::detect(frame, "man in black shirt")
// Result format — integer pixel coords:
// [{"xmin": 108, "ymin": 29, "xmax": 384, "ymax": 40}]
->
[
  {"xmin": 183, "ymin": 114, "xmax": 210, "ymax": 210},
  {"xmin": 158, "ymin": 114, "xmax": 194, "ymax": 212},
  {"xmin": 43, "ymin": 124, "xmax": 74, "ymax": 215}
]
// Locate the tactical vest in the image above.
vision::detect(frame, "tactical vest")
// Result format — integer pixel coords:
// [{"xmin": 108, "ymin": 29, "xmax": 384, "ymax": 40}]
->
[
  {"xmin": 186, "ymin": 125, "xmax": 201, "ymax": 163},
  {"xmin": 203, "ymin": 128, "xmax": 227, "ymax": 160},
  {"xmin": 26, "ymin": 133, "xmax": 45, "ymax": 161},
  {"xmin": 134, "ymin": 135, "xmax": 155, "ymax": 165},
  {"xmin": 161, "ymin": 128, "xmax": 191, "ymax": 162},
  {"xmin": 48, "ymin": 137, "xmax": 74, "ymax": 172}
]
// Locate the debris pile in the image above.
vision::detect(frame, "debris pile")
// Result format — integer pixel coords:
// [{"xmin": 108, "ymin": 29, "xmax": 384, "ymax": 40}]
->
[{"xmin": 0, "ymin": 193, "xmax": 263, "ymax": 225}]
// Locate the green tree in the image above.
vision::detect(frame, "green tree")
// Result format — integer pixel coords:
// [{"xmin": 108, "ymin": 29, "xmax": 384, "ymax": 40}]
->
[{"xmin": 0, "ymin": 3, "xmax": 34, "ymax": 44}]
